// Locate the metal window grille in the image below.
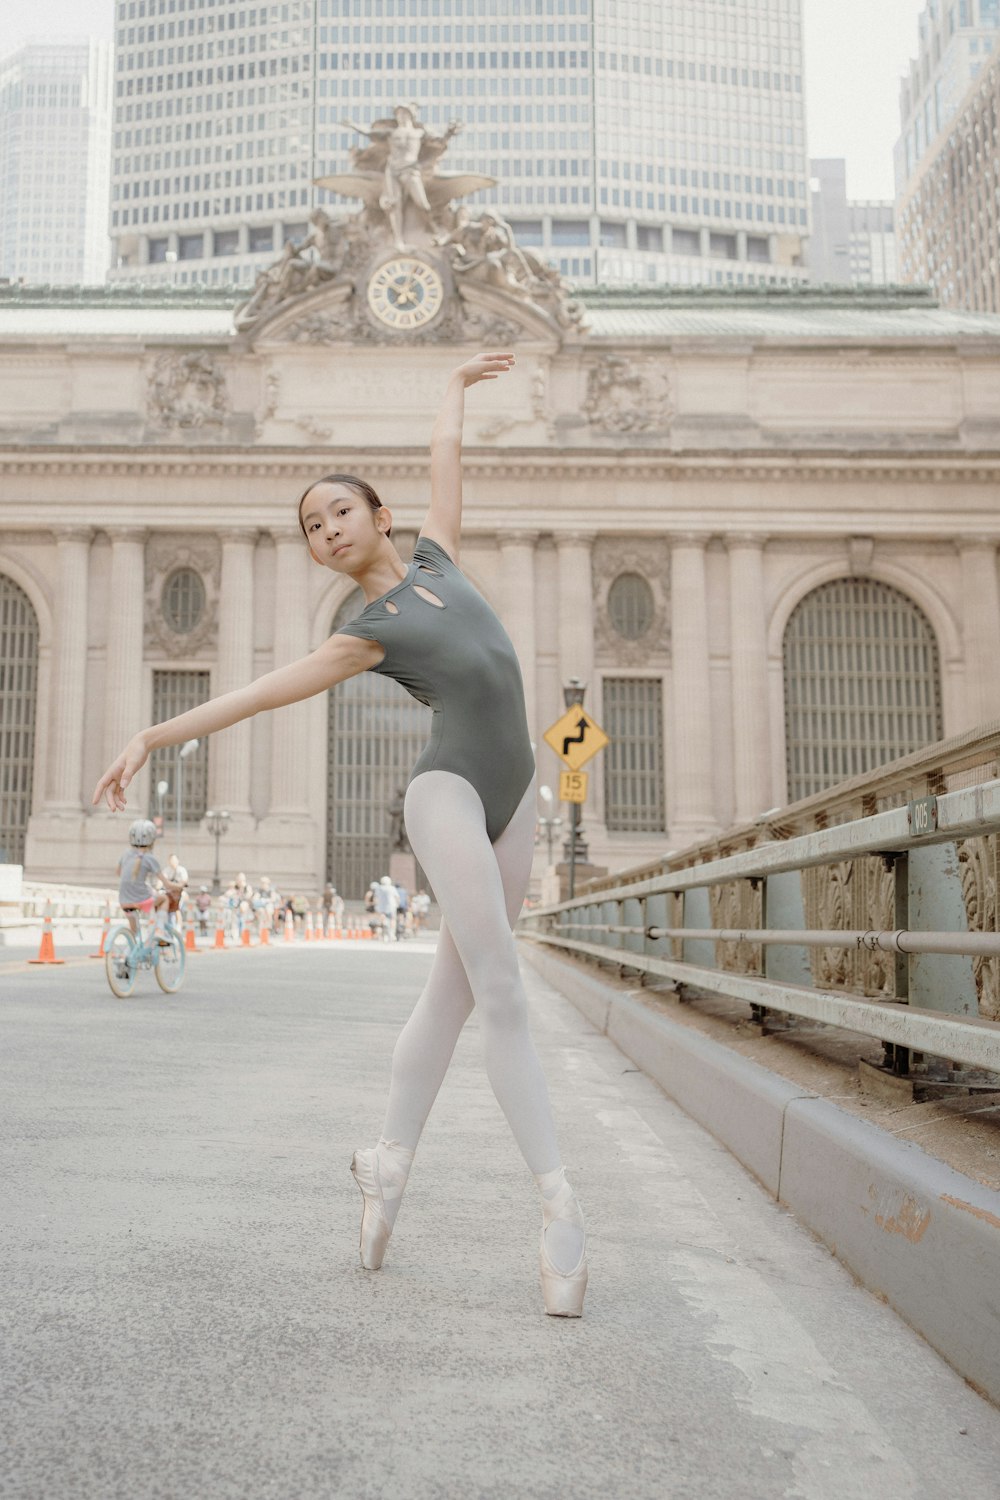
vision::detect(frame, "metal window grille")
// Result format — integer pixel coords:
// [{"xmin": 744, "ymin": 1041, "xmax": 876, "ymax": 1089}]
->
[
  {"xmin": 608, "ymin": 572, "xmax": 654, "ymax": 641},
  {"xmin": 783, "ymin": 578, "xmax": 943, "ymax": 803},
  {"xmin": 0, "ymin": 576, "xmax": 39, "ymax": 865},
  {"xmin": 603, "ymin": 676, "xmax": 666, "ymax": 832},
  {"xmin": 326, "ymin": 592, "xmax": 433, "ymax": 899},
  {"xmin": 149, "ymin": 671, "xmax": 210, "ymax": 823},
  {"xmin": 161, "ymin": 568, "xmax": 205, "ymax": 635}
]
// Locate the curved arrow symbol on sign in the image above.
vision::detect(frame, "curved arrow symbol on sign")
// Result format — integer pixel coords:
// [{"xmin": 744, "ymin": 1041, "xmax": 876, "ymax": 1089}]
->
[{"xmin": 562, "ymin": 719, "xmax": 588, "ymax": 756}]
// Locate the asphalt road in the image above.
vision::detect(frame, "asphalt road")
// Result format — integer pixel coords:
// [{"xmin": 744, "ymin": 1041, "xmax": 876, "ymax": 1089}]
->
[{"xmin": 3, "ymin": 942, "xmax": 1000, "ymax": 1500}]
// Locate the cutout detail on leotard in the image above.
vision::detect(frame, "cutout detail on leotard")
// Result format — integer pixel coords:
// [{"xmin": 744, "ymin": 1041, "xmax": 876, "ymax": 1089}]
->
[
  {"xmin": 384, "ymin": 600, "xmax": 400, "ymax": 615},
  {"xmin": 413, "ymin": 585, "xmax": 446, "ymax": 609}
]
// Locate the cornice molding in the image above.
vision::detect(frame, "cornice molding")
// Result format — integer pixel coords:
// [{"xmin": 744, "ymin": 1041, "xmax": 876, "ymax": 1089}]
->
[{"xmin": 3, "ymin": 448, "xmax": 1000, "ymax": 486}]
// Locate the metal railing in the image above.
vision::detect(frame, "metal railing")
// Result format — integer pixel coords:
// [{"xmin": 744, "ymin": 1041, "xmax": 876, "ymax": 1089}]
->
[{"xmin": 520, "ymin": 727, "xmax": 1000, "ymax": 1079}]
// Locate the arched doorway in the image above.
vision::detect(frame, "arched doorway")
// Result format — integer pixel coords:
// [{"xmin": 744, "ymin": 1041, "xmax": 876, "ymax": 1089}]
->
[
  {"xmin": 783, "ymin": 577, "xmax": 943, "ymax": 802},
  {"xmin": 326, "ymin": 591, "xmax": 433, "ymax": 898},
  {"xmin": 0, "ymin": 575, "xmax": 40, "ymax": 864}
]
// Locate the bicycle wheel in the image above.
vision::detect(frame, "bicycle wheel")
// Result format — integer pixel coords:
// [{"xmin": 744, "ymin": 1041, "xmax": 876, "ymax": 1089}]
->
[
  {"xmin": 154, "ymin": 930, "xmax": 185, "ymax": 993},
  {"xmin": 105, "ymin": 927, "xmax": 138, "ymax": 998}
]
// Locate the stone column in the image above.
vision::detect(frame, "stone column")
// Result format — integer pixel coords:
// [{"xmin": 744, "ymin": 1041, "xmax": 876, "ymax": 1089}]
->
[
  {"xmin": 104, "ymin": 528, "xmax": 147, "ymax": 766},
  {"xmin": 556, "ymin": 532, "xmax": 596, "ymax": 694},
  {"xmin": 46, "ymin": 528, "xmax": 92, "ymax": 811},
  {"xmin": 211, "ymin": 532, "xmax": 257, "ymax": 815},
  {"xmin": 959, "ymin": 538, "xmax": 1000, "ymax": 729},
  {"xmin": 727, "ymin": 534, "xmax": 772, "ymax": 824},
  {"xmin": 499, "ymin": 530, "xmax": 538, "ymax": 743},
  {"xmin": 268, "ymin": 530, "xmax": 312, "ymax": 816},
  {"xmin": 669, "ymin": 533, "xmax": 716, "ymax": 838}
]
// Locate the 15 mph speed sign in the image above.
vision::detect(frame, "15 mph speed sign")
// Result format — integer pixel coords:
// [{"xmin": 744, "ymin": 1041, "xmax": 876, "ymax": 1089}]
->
[{"xmin": 543, "ymin": 706, "xmax": 610, "ymax": 772}]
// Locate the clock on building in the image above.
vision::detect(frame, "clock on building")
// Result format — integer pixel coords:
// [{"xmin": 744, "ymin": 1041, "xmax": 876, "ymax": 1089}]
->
[{"xmin": 366, "ymin": 255, "xmax": 446, "ymax": 333}]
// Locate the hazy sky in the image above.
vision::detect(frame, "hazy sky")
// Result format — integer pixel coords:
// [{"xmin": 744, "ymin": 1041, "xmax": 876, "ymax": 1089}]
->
[{"xmin": 7, "ymin": 0, "xmax": 926, "ymax": 200}]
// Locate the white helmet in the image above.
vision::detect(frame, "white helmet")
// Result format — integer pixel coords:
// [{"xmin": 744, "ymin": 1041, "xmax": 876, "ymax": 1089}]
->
[{"xmin": 129, "ymin": 818, "xmax": 157, "ymax": 848}]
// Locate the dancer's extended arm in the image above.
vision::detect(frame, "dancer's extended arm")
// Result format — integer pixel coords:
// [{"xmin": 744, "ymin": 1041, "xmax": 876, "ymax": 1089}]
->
[
  {"xmin": 92, "ymin": 633, "xmax": 378, "ymax": 813},
  {"xmin": 421, "ymin": 350, "xmax": 514, "ymax": 562}
]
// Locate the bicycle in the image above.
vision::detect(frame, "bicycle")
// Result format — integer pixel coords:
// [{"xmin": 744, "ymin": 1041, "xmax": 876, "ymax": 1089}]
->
[{"xmin": 104, "ymin": 911, "xmax": 186, "ymax": 998}]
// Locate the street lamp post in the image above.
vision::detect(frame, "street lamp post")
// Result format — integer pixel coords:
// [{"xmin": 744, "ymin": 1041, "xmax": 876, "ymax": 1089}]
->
[
  {"xmin": 562, "ymin": 677, "xmax": 588, "ymax": 899},
  {"xmin": 155, "ymin": 778, "xmax": 169, "ymax": 835},
  {"xmin": 174, "ymin": 738, "xmax": 200, "ymax": 859},
  {"xmin": 204, "ymin": 809, "xmax": 231, "ymax": 895},
  {"xmin": 537, "ymin": 785, "xmax": 563, "ymax": 865}
]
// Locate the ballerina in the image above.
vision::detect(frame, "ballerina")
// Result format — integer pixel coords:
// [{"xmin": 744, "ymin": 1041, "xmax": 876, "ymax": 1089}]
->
[{"xmin": 93, "ymin": 351, "xmax": 588, "ymax": 1316}]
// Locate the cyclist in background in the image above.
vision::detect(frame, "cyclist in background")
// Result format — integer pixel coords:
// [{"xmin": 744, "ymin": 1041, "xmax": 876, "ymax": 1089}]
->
[{"xmin": 117, "ymin": 820, "xmax": 183, "ymax": 945}]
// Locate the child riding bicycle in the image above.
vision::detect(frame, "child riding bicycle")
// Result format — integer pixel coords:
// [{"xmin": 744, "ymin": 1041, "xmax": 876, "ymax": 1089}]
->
[{"xmin": 117, "ymin": 819, "xmax": 184, "ymax": 945}]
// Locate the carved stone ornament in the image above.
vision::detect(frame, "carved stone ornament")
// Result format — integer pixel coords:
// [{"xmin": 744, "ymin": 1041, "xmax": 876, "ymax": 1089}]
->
[
  {"xmin": 234, "ymin": 103, "xmax": 586, "ymax": 346},
  {"xmin": 254, "ymin": 369, "xmax": 281, "ymax": 438},
  {"xmin": 583, "ymin": 354, "xmax": 673, "ymax": 436},
  {"xmin": 147, "ymin": 350, "xmax": 230, "ymax": 430},
  {"xmin": 800, "ymin": 856, "xmax": 895, "ymax": 997},
  {"xmin": 957, "ymin": 835, "xmax": 1000, "ymax": 1021},
  {"xmin": 144, "ymin": 533, "xmax": 221, "ymax": 658},
  {"xmin": 593, "ymin": 537, "xmax": 670, "ymax": 665},
  {"xmin": 709, "ymin": 879, "xmax": 763, "ymax": 975}
]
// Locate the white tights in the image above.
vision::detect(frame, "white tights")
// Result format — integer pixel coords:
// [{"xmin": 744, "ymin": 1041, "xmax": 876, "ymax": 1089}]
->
[{"xmin": 375, "ymin": 770, "xmax": 584, "ymax": 1272}]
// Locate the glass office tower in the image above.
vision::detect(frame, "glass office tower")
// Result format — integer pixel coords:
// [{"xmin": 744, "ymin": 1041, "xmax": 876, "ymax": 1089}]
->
[
  {"xmin": 110, "ymin": 0, "xmax": 809, "ymax": 289},
  {"xmin": 0, "ymin": 41, "xmax": 113, "ymax": 284}
]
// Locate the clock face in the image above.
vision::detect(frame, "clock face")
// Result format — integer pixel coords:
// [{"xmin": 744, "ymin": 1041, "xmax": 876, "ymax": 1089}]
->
[{"xmin": 367, "ymin": 256, "xmax": 445, "ymax": 331}]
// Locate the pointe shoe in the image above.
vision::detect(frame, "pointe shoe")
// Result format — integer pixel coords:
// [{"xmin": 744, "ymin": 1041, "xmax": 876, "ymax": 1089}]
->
[
  {"xmin": 350, "ymin": 1147, "xmax": 391, "ymax": 1270},
  {"xmin": 538, "ymin": 1172, "xmax": 588, "ymax": 1318}
]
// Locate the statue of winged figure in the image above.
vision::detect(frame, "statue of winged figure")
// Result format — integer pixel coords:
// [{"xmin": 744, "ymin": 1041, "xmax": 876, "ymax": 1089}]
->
[{"xmin": 314, "ymin": 105, "xmax": 495, "ymax": 250}]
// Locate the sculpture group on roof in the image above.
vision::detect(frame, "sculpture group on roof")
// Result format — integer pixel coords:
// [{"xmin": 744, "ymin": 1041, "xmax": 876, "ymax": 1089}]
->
[{"xmin": 234, "ymin": 104, "xmax": 584, "ymax": 337}]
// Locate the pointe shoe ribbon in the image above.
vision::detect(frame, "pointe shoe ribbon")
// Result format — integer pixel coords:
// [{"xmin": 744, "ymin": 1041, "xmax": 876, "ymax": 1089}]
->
[
  {"xmin": 538, "ymin": 1172, "xmax": 588, "ymax": 1318},
  {"xmin": 350, "ymin": 1139, "xmax": 413, "ymax": 1271},
  {"xmin": 351, "ymin": 1147, "xmax": 392, "ymax": 1270}
]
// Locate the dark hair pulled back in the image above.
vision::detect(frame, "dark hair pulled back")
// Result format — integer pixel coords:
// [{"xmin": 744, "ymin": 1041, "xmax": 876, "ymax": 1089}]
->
[{"xmin": 297, "ymin": 472, "xmax": 390, "ymax": 539}]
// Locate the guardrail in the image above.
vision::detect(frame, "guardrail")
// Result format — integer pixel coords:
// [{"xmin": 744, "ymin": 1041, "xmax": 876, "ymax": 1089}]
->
[{"xmin": 520, "ymin": 733, "xmax": 1000, "ymax": 1081}]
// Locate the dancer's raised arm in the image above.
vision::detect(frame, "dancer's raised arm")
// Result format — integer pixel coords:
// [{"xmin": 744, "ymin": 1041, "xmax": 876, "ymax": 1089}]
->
[
  {"xmin": 92, "ymin": 632, "xmax": 377, "ymax": 813},
  {"xmin": 420, "ymin": 351, "xmax": 514, "ymax": 562}
]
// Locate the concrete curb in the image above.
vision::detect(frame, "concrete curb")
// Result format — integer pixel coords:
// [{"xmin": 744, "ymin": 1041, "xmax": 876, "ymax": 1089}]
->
[{"xmin": 521, "ymin": 939, "xmax": 1000, "ymax": 1406}]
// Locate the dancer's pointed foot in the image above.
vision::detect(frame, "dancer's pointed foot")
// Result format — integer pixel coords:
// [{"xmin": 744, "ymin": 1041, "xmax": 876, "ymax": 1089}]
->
[
  {"xmin": 350, "ymin": 1137, "xmax": 414, "ymax": 1271},
  {"xmin": 535, "ymin": 1167, "xmax": 588, "ymax": 1318}
]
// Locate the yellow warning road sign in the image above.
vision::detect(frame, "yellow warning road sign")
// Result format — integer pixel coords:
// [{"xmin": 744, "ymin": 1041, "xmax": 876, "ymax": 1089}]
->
[
  {"xmin": 559, "ymin": 771, "xmax": 588, "ymax": 804},
  {"xmin": 543, "ymin": 706, "xmax": 610, "ymax": 772}
]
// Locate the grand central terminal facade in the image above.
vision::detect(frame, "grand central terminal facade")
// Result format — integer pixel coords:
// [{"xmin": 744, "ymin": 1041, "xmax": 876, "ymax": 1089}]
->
[{"xmin": 2, "ymin": 145, "xmax": 1000, "ymax": 896}]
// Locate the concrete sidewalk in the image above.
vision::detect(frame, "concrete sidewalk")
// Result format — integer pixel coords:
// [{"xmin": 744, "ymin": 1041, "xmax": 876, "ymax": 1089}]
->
[{"xmin": 3, "ymin": 945, "xmax": 1000, "ymax": 1500}]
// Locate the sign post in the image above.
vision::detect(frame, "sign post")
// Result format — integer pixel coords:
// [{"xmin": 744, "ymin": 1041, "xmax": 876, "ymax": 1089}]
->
[{"xmin": 543, "ymin": 693, "xmax": 610, "ymax": 899}]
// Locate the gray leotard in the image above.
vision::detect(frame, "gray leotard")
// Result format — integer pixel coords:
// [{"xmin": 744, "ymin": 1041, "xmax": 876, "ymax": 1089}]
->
[{"xmin": 335, "ymin": 535, "xmax": 535, "ymax": 843}]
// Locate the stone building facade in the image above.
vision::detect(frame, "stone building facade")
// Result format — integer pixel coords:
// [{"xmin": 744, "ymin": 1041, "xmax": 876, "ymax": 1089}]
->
[{"xmin": 1, "ymin": 280, "xmax": 999, "ymax": 895}]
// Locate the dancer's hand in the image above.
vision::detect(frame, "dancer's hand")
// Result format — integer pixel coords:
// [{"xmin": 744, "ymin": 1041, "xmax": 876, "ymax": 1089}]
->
[
  {"xmin": 92, "ymin": 733, "xmax": 151, "ymax": 812},
  {"xmin": 453, "ymin": 351, "xmax": 515, "ymax": 387}
]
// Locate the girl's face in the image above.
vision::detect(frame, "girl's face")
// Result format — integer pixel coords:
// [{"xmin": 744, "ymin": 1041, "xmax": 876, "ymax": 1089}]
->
[{"xmin": 300, "ymin": 482, "xmax": 388, "ymax": 572}]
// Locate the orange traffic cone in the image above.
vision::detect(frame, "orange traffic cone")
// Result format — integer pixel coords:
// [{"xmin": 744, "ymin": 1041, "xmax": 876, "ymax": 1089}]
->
[
  {"xmin": 214, "ymin": 909, "xmax": 226, "ymax": 949},
  {"xmin": 241, "ymin": 923, "xmax": 251, "ymax": 947},
  {"xmin": 260, "ymin": 922, "xmax": 270, "ymax": 946},
  {"xmin": 90, "ymin": 902, "xmax": 112, "ymax": 958},
  {"xmin": 284, "ymin": 909, "xmax": 295, "ymax": 943},
  {"xmin": 29, "ymin": 903, "xmax": 65, "ymax": 965},
  {"xmin": 304, "ymin": 910, "xmax": 314, "ymax": 942},
  {"xmin": 185, "ymin": 906, "xmax": 197, "ymax": 953}
]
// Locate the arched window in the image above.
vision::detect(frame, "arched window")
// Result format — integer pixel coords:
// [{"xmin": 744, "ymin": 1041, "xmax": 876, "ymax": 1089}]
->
[
  {"xmin": 783, "ymin": 578, "xmax": 943, "ymax": 802},
  {"xmin": 326, "ymin": 590, "xmax": 433, "ymax": 898},
  {"xmin": 0, "ymin": 575, "xmax": 39, "ymax": 864},
  {"xmin": 608, "ymin": 572, "xmax": 655, "ymax": 640},
  {"xmin": 162, "ymin": 568, "xmax": 205, "ymax": 634}
]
